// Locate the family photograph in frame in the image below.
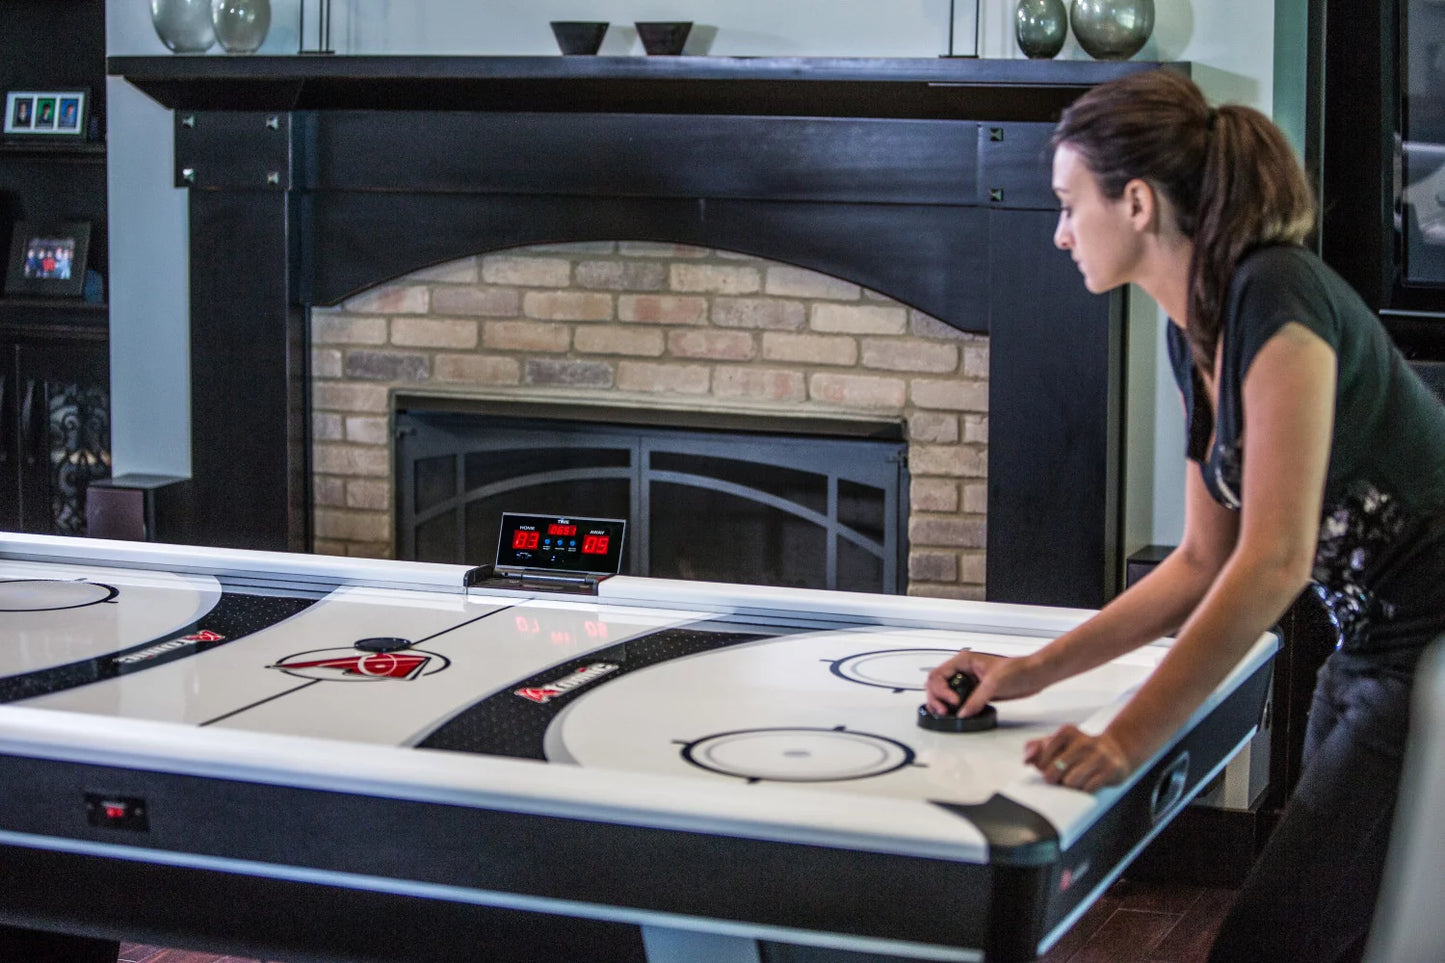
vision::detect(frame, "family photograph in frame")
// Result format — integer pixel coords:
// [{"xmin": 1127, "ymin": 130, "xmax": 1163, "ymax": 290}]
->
[
  {"xmin": 5, "ymin": 221, "xmax": 90, "ymax": 297},
  {"xmin": 4, "ymin": 90, "xmax": 88, "ymax": 138}
]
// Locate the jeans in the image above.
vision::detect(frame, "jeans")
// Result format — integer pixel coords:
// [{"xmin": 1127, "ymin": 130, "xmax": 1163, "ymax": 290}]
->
[{"xmin": 1207, "ymin": 651, "xmax": 1413, "ymax": 963}]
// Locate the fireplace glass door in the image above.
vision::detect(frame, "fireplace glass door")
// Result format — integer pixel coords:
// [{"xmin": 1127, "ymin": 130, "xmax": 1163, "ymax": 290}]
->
[
  {"xmin": 395, "ymin": 412, "xmax": 908, "ymax": 594},
  {"xmin": 1404, "ymin": 0, "xmax": 1445, "ymax": 285}
]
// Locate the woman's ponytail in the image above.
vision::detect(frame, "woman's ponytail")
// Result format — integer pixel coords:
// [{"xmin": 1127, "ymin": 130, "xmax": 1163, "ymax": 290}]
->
[{"xmin": 1186, "ymin": 104, "xmax": 1316, "ymax": 368}]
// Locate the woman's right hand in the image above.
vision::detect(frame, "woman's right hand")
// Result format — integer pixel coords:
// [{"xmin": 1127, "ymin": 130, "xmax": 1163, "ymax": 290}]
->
[{"xmin": 923, "ymin": 649, "xmax": 1047, "ymax": 718}]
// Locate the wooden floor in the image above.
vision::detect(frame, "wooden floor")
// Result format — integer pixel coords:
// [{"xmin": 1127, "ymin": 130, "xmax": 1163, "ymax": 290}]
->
[
  {"xmin": 116, "ymin": 878, "xmax": 1235, "ymax": 963},
  {"xmin": 1039, "ymin": 879, "xmax": 1236, "ymax": 963}
]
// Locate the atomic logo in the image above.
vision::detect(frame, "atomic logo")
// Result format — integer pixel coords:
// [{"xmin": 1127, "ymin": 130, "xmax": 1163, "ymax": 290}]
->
[{"xmin": 514, "ymin": 662, "xmax": 620, "ymax": 703}]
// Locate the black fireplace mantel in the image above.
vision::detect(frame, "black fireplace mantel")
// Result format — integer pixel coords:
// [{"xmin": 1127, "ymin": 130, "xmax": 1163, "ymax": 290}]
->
[
  {"xmin": 109, "ymin": 55, "xmax": 1177, "ymax": 607},
  {"xmin": 109, "ymin": 54, "xmax": 1178, "ymax": 118}
]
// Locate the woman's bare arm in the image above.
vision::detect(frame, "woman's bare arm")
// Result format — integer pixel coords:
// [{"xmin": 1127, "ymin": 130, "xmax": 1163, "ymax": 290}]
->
[{"xmin": 927, "ymin": 461, "xmax": 1239, "ymax": 715}]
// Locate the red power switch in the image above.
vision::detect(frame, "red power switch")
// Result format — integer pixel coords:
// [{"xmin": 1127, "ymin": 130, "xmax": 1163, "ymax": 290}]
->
[{"xmin": 84, "ymin": 793, "xmax": 149, "ymax": 831}]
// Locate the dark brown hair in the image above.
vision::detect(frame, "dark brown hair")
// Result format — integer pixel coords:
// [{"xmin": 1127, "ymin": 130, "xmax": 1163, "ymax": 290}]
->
[{"xmin": 1050, "ymin": 70, "xmax": 1316, "ymax": 369}]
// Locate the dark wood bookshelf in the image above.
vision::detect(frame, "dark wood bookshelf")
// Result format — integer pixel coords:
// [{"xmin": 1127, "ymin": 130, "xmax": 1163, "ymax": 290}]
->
[
  {"xmin": 0, "ymin": 140, "xmax": 105, "ymax": 161},
  {"xmin": 0, "ymin": 295, "xmax": 105, "ymax": 308},
  {"xmin": 0, "ymin": 297, "xmax": 107, "ymax": 340}
]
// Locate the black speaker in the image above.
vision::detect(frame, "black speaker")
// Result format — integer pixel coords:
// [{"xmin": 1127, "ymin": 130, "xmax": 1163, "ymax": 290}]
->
[{"xmin": 86, "ymin": 474, "xmax": 189, "ymax": 542}]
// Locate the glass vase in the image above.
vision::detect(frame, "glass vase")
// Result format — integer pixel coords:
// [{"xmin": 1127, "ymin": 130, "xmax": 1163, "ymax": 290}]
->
[
  {"xmin": 1069, "ymin": 0, "xmax": 1155, "ymax": 60},
  {"xmin": 1015, "ymin": 0, "xmax": 1069, "ymax": 59},
  {"xmin": 211, "ymin": 0, "xmax": 272, "ymax": 54},
  {"xmin": 150, "ymin": 0, "xmax": 216, "ymax": 53}
]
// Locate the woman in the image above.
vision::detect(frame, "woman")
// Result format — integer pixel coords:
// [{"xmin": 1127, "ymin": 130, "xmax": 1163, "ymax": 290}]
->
[{"xmin": 925, "ymin": 70, "xmax": 1445, "ymax": 962}]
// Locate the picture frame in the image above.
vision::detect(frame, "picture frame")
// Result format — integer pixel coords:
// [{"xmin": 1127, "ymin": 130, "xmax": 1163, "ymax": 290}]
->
[
  {"xmin": 5, "ymin": 221, "xmax": 90, "ymax": 298},
  {"xmin": 4, "ymin": 89, "xmax": 88, "ymax": 138}
]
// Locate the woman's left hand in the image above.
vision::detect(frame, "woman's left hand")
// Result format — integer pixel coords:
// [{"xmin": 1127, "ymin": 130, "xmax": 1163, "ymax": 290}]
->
[{"xmin": 1025, "ymin": 724, "xmax": 1134, "ymax": 792}]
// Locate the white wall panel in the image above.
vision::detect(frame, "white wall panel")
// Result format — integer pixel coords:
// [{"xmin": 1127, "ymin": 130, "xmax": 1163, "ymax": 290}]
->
[{"xmin": 104, "ymin": 76, "xmax": 190, "ymax": 477}]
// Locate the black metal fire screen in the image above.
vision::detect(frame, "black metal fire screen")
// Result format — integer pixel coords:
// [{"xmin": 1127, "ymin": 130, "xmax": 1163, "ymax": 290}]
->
[{"xmin": 395, "ymin": 409, "xmax": 908, "ymax": 594}]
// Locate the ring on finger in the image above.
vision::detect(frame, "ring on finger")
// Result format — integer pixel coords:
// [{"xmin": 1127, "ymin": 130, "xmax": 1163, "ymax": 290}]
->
[{"xmin": 1052, "ymin": 758, "xmax": 1069, "ymax": 773}]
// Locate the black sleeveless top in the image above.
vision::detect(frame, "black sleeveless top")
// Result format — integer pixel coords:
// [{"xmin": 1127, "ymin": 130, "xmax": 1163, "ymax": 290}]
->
[{"xmin": 1165, "ymin": 245, "xmax": 1445, "ymax": 665}]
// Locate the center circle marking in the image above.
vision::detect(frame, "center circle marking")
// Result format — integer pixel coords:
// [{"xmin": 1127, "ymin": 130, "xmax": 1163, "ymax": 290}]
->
[
  {"xmin": 0, "ymin": 579, "xmax": 119, "ymax": 612},
  {"xmin": 680, "ymin": 727, "xmax": 915, "ymax": 782},
  {"xmin": 829, "ymin": 648, "xmax": 959, "ymax": 691}
]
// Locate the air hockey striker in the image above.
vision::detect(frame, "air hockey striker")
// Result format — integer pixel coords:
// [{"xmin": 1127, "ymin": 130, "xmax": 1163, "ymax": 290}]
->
[{"xmin": 0, "ymin": 522, "xmax": 1276, "ymax": 963}]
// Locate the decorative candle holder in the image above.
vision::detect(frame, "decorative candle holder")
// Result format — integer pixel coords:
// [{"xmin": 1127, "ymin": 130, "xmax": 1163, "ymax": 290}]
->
[{"xmin": 298, "ymin": 0, "xmax": 335, "ymax": 54}]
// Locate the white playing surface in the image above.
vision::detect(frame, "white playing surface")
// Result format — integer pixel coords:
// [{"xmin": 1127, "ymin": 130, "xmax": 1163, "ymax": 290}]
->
[
  {"xmin": 549, "ymin": 626, "xmax": 1158, "ymax": 804},
  {"xmin": 3, "ymin": 552, "xmax": 1161, "ymax": 807}
]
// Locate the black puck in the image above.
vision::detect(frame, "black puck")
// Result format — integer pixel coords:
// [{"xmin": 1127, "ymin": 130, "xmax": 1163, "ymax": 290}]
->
[
  {"xmin": 354, "ymin": 637, "xmax": 413, "ymax": 652},
  {"xmin": 917, "ymin": 702, "xmax": 998, "ymax": 732},
  {"xmin": 917, "ymin": 670, "xmax": 997, "ymax": 731}
]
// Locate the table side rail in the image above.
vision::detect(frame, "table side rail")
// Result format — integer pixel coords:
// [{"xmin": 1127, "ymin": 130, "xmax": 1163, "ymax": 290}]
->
[
  {"xmin": 1031, "ymin": 656, "xmax": 1276, "ymax": 959},
  {"xmin": 600, "ymin": 575, "xmax": 1112, "ymax": 637},
  {"xmin": 0, "ymin": 532, "xmax": 478, "ymax": 594},
  {"xmin": 0, "ymin": 753, "xmax": 997, "ymax": 957},
  {"xmin": 995, "ymin": 630, "xmax": 1278, "ymax": 854},
  {"xmin": 0, "ymin": 704, "xmax": 990, "ymax": 863}
]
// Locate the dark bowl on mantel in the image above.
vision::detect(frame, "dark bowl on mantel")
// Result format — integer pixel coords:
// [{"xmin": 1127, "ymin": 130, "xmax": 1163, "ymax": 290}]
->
[
  {"xmin": 635, "ymin": 21, "xmax": 692, "ymax": 55},
  {"xmin": 550, "ymin": 21, "xmax": 608, "ymax": 55}
]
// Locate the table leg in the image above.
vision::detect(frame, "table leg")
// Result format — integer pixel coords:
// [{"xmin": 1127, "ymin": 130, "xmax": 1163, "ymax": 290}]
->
[{"xmin": 641, "ymin": 925, "xmax": 762, "ymax": 963}]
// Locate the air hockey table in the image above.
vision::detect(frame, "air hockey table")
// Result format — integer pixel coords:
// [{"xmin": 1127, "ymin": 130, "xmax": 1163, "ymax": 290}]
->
[{"xmin": 0, "ymin": 532, "xmax": 1276, "ymax": 963}]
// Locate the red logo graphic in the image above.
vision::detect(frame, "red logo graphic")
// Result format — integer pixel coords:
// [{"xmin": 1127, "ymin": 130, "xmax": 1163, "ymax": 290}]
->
[
  {"xmin": 268, "ymin": 649, "xmax": 448, "ymax": 682},
  {"xmin": 515, "ymin": 687, "xmax": 560, "ymax": 703},
  {"xmin": 514, "ymin": 662, "xmax": 619, "ymax": 703},
  {"xmin": 180, "ymin": 630, "xmax": 225, "ymax": 643}
]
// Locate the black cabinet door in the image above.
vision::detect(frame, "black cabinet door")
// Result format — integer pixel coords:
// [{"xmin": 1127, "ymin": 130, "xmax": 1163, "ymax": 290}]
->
[
  {"xmin": 1, "ymin": 339, "xmax": 110, "ymax": 535},
  {"xmin": 986, "ymin": 209, "xmax": 1126, "ymax": 608},
  {"xmin": 0, "ymin": 350, "xmax": 17, "ymax": 530}
]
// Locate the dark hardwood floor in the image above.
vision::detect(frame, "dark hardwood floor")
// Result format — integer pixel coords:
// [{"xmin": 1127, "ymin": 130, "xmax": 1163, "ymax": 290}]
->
[
  {"xmin": 1039, "ymin": 879, "xmax": 1236, "ymax": 963},
  {"xmin": 116, "ymin": 878, "xmax": 1235, "ymax": 963}
]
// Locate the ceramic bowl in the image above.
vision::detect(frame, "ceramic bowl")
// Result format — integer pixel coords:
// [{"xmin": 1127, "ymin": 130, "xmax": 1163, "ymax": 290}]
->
[
  {"xmin": 635, "ymin": 21, "xmax": 692, "ymax": 55},
  {"xmin": 550, "ymin": 21, "xmax": 609, "ymax": 55}
]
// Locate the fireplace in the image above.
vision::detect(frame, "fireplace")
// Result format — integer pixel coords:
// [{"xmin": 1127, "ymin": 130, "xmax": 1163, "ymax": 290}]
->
[
  {"xmin": 111, "ymin": 55, "xmax": 1149, "ymax": 608},
  {"xmin": 312, "ymin": 240, "xmax": 980, "ymax": 598}
]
